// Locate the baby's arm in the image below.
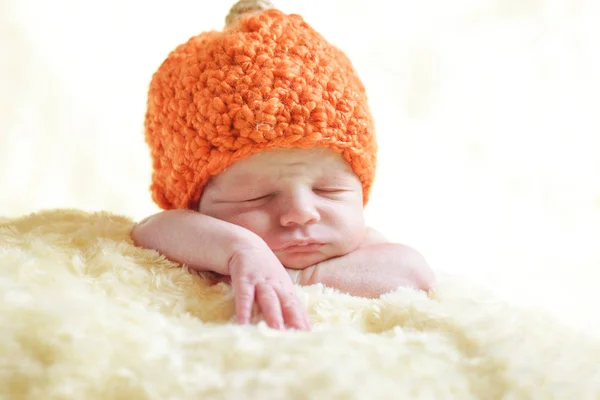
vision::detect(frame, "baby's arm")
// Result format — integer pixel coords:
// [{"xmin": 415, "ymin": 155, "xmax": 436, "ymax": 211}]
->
[
  {"xmin": 131, "ymin": 209, "xmax": 251, "ymax": 275},
  {"xmin": 296, "ymin": 229, "xmax": 435, "ymax": 298},
  {"xmin": 131, "ymin": 210, "xmax": 310, "ymax": 330}
]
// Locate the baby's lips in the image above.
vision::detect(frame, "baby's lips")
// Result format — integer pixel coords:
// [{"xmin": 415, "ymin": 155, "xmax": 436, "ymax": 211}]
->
[{"xmin": 275, "ymin": 239, "xmax": 325, "ymax": 252}]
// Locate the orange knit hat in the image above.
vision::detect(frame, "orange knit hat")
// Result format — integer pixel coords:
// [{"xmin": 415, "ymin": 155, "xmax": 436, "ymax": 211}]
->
[{"xmin": 144, "ymin": 0, "xmax": 377, "ymax": 210}]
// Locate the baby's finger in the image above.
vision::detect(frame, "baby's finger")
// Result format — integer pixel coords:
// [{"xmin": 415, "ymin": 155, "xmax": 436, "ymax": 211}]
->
[
  {"xmin": 232, "ymin": 278, "xmax": 255, "ymax": 325},
  {"xmin": 255, "ymin": 283, "xmax": 284, "ymax": 330},
  {"xmin": 279, "ymin": 291, "xmax": 311, "ymax": 331}
]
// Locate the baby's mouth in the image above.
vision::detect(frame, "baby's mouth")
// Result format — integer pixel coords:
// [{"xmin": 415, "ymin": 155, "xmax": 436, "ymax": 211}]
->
[{"xmin": 276, "ymin": 240, "xmax": 325, "ymax": 253}]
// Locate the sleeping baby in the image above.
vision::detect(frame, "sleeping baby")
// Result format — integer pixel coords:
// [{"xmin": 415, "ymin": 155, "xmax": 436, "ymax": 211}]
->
[{"xmin": 132, "ymin": 0, "xmax": 435, "ymax": 331}]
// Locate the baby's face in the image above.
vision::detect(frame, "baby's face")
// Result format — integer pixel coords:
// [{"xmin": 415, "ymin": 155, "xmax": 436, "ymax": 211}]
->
[{"xmin": 199, "ymin": 148, "xmax": 367, "ymax": 269}]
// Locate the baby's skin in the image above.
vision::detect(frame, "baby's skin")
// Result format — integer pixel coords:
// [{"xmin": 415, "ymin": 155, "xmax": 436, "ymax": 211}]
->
[{"xmin": 132, "ymin": 148, "xmax": 435, "ymax": 331}]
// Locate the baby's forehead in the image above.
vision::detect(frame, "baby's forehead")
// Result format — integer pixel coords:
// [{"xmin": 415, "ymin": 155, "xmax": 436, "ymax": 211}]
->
[
  {"xmin": 215, "ymin": 148, "xmax": 355, "ymax": 184},
  {"xmin": 229, "ymin": 161, "xmax": 352, "ymax": 183}
]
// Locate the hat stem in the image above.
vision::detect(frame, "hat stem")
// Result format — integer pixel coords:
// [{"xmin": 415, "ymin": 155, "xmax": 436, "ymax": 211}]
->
[{"xmin": 225, "ymin": 0, "xmax": 275, "ymax": 27}]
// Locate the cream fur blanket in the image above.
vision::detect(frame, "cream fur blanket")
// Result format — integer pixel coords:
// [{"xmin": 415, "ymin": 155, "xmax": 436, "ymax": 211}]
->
[{"xmin": 1, "ymin": 209, "xmax": 599, "ymax": 399}]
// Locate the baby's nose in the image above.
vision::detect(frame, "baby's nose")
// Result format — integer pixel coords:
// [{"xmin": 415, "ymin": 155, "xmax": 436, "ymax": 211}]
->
[{"xmin": 279, "ymin": 193, "xmax": 320, "ymax": 227}]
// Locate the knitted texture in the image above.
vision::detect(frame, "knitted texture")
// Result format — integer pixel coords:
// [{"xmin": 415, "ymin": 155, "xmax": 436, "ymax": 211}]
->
[{"xmin": 144, "ymin": 7, "xmax": 377, "ymax": 210}]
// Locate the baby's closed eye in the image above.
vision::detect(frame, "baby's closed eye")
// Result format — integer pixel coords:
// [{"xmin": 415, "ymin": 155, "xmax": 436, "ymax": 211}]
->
[
  {"xmin": 214, "ymin": 192, "xmax": 273, "ymax": 204},
  {"xmin": 313, "ymin": 187, "xmax": 356, "ymax": 200},
  {"xmin": 313, "ymin": 187, "xmax": 349, "ymax": 194},
  {"xmin": 314, "ymin": 187, "xmax": 346, "ymax": 192},
  {"xmin": 237, "ymin": 193, "xmax": 274, "ymax": 203}
]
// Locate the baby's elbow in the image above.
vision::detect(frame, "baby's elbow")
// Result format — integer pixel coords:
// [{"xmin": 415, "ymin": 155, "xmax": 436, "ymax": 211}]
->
[
  {"xmin": 397, "ymin": 245, "xmax": 436, "ymax": 292},
  {"xmin": 130, "ymin": 222, "xmax": 145, "ymax": 247},
  {"xmin": 415, "ymin": 263, "xmax": 436, "ymax": 292},
  {"xmin": 130, "ymin": 215, "xmax": 155, "ymax": 248}
]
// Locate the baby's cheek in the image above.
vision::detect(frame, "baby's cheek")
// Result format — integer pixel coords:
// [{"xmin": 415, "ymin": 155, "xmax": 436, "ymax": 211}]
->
[
  {"xmin": 226, "ymin": 210, "xmax": 273, "ymax": 238},
  {"xmin": 333, "ymin": 209, "xmax": 366, "ymax": 250}
]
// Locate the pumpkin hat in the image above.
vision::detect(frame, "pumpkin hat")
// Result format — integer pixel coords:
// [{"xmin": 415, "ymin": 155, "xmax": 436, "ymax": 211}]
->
[{"xmin": 144, "ymin": 0, "xmax": 377, "ymax": 209}]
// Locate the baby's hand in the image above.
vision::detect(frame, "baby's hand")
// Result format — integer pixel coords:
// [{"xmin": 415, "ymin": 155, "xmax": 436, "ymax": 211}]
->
[{"xmin": 228, "ymin": 242, "xmax": 311, "ymax": 331}]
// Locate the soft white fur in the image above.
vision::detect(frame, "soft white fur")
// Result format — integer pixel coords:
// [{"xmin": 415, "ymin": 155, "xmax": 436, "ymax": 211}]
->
[{"xmin": 1, "ymin": 209, "xmax": 599, "ymax": 399}]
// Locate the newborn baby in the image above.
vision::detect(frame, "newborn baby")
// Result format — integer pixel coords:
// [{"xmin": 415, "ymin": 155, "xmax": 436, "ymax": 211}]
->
[{"xmin": 132, "ymin": 0, "xmax": 435, "ymax": 331}]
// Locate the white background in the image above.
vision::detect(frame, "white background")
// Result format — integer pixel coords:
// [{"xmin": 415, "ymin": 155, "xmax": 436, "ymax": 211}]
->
[{"xmin": 2, "ymin": 0, "xmax": 599, "ymax": 332}]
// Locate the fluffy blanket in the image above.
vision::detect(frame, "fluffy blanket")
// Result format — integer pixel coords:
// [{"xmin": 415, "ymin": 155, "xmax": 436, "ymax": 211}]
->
[{"xmin": 1, "ymin": 210, "xmax": 599, "ymax": 399}]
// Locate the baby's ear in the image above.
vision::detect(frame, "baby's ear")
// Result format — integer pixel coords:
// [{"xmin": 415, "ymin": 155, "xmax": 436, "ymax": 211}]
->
[{"xmin": 362, "ymin": 227, "xmax": 389, "ymax": 246}]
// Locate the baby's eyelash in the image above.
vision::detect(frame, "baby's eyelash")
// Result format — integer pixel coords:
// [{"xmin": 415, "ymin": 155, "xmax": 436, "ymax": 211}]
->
[
  {"xmin": 242, "ymin": 194, "xmax": 272, "ymax": 202},
  {"xmin": 314, "ymin": 188, "xmax": 347, "ymax": 193}
]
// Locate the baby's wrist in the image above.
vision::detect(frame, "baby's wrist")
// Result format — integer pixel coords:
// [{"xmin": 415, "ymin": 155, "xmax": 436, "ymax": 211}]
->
[{"xmin": 226, "ymin": 227, "xmax": 270, "ymax": 274}]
